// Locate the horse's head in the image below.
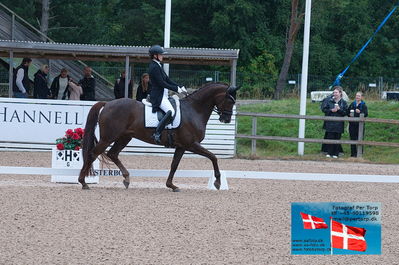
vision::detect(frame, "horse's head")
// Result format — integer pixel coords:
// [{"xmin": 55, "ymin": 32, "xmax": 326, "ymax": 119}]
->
[{"xmin": 215, "ymin": 85, "xmax": 239, "ymax": 123}]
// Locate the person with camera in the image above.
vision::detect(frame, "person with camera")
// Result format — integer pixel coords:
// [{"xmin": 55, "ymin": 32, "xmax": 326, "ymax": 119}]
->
[
  {"xmin": 321, "ymin": 86, "xmax": 348, "ymax": 158},
  {"xmin": 67, "ymin": 79, "xmax": 83, "ymax": 101}
]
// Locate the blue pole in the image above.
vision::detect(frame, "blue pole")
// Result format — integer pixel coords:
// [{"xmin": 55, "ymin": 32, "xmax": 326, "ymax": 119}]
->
[{"xmin": 331, "ymin": 4, "xmax": 399, "ymax": 88}]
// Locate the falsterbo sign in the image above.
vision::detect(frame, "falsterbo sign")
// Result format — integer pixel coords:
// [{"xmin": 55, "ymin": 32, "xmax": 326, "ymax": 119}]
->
[{"xmin": 0, "ymin": 98, "xmax": 94, "ymax": 144}]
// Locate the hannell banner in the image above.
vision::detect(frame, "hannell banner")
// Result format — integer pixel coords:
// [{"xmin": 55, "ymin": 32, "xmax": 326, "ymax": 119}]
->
[
  {"xmin": 0, "ymin": 98, "xmax": 236, "ymax": 157},
  {"xmin": 0, "ymin": 98, "xmax": 95, "ymax": 144}
]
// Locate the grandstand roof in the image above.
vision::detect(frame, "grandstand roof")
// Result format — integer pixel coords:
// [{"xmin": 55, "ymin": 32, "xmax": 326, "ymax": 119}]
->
[{"xmin": 0, "ymin": 40, "xmax": 239, "ymax": 66}]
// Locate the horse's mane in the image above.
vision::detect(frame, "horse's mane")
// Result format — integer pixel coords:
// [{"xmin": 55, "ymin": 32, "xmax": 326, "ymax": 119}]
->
[{"xmin": 184, "ymin": 82, "xmax": 229, "ymax": 101}]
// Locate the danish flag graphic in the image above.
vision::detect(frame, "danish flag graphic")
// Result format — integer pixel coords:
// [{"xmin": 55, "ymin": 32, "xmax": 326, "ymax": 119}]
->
[
  {"xmin": 300, "ymin": 212, "xmax": 328, "ymax": 229},
  {"xmin": 331, "ymin": 219, "xmax": 367, "ymax": 252}
]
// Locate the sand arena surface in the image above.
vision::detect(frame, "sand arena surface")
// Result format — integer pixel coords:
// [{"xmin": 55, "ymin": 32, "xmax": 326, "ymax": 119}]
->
[{"xmin": 1, "ymin": 151, "xmax": 399, "ymax": 264}]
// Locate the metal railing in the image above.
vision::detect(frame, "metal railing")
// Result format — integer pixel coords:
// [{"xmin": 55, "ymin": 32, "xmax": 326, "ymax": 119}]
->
[{"xmin": 236, "ymin": 112, "xmax": 399, "ymax": 157}]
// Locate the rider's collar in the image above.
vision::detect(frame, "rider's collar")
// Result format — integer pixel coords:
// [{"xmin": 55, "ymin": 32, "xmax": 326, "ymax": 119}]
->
[{"xmin": 152, "ymin": 59, "xmax": 162, "ymax": 67}]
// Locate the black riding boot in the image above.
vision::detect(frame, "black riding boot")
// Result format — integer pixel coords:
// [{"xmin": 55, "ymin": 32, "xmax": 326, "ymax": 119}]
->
[{"xmin": 153, "ymin": 110, "xmax": 172, "ymax": 144}]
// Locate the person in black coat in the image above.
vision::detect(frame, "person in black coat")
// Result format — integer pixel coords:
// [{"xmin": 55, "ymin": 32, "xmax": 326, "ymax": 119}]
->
[
  {"xmin": 347, "ymin": 92, "xmax": 368, "ymax": 157},
  {"xmin": 33, "ymin": 65, "xmax": 51, "ymax": 99},
  {"xmin": 320, "ymin": 94, "xmax": 344, "ymax": 154},
  {"xmin": 136, "ymin": 73, "xmax": 151, "ymax": 102},
  {"xmin": 148, "ymin": 45, "xmax": 186, "ymax": 144},
  {"xmin": 50, "ymin": 68, "xmax": 71, "ymax": 99},
  {"xmin": 321, "ymin": 86, "xmax": 348, "ymax": 158},
  {"xmin": 114, "ymin": 70, "xmax": 133, "ymax": 99},
  {"xmin": 79, "ymin": 66, "xmax": 96, "ymax": 101}
]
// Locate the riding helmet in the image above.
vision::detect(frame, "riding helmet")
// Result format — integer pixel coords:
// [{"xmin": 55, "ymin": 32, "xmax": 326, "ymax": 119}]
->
[{"xmin": 149, "ymin": 45, "xmax": 167, "ymax": 56}]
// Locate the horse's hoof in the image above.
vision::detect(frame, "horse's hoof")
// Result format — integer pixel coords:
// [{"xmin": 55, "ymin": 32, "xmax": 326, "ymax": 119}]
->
[
  {"xmin": 173, "ymin": 188, "xmax": 181, "ymax": 192},
  {"xmin": 123, "ymin": 180, "xmax": 130, "ymax": 189},
  {"xmin": 214, "ymin": 181, "xmax": 221, "ymax": 190},
  {"xmin": 82, "ymin": 184, "xmax": 90, "ymax": 190}
]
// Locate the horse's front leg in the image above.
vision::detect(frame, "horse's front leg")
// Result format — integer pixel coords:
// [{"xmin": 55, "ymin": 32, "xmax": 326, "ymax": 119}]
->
[
  {"xmin": 167, "ymin": 147, "xmax": 185, "ymax": 192},
  {"xmin": 188, "ymin": 142, "xmax": 221, "ymax": 190}
]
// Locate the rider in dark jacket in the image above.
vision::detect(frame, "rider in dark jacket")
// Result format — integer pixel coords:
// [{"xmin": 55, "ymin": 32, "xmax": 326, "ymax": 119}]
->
[{"xmin": 148, "ymin": 45, "xmax": 186, "ymax": 144}]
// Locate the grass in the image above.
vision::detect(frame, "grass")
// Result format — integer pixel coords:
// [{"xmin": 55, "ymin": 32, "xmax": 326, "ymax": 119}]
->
[{"xmin": 236, "ymin": 99, "xmax": 399, "ymax": 164}]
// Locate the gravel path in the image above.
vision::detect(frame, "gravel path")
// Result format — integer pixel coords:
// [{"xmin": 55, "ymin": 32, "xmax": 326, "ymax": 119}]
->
[{"xmin": 0, "ymin": 151, "xmax": 398, "ymax": 264}]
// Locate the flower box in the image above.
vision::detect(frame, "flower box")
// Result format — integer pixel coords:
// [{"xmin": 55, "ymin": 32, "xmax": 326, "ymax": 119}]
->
[
  {"xmin": 51, "ymin": 148, "xmax": 100, "ymax": 184},
  {"xmin": 51, "ymin": 128, "xmax": 99, "ymax": 184}
]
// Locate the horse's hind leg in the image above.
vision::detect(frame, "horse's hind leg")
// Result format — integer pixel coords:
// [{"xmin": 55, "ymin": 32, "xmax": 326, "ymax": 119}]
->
[
  {"xmin": 166, "ymin": 147, "xmax": 185, "ymax": 192},
  {"xmin": 188, "ymin": 142, "xmax": 221, "ymax": 190},
  {"xmin": 79, "ymin": 140, "xmax": 110, "ymax": 190},
  {"xmin": 107, "ymin": 135, "xmax": 132, "ymax": 189}
]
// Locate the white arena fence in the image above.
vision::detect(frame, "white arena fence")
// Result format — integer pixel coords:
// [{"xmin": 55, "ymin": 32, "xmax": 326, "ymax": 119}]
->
[
  {"xmin": 1, "ymin": 166, "xmax": 399, "ymax": 186},
  {"xmin": 0, "ymin": 98, "xmax": 236, "ymax": 158}
]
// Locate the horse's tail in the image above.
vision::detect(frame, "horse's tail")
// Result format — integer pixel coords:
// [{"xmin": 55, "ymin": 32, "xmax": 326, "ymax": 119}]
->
[{"xmin": 81, "ymin": 101, "xmax": 106, "ymax": 177}]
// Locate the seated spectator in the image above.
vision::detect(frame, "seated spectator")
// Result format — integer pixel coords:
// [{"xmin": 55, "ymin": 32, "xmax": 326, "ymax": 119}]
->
[
  {"xmin": 114, "ymin": 70, "xmax": 133, "ymax": 99},
  {"xmin": 136, "ymin": 73, "xmax": 151, "ymax": 102},
  {"xmin": 347, "ymin": 92, "xmax": 368, "ymax": 157},
  {"xmin": 79, "ymin": 66, "xmax": 96, "ymax": 101},
  {"xmin": 50, "ymin": 68, "xmax": 70, "ymax": 99},
  {"xmin": 321, "ymin": 86, "xmax": 348, "ymax": 158},
  {"xmin": 33, "ymin": 64, "xmax": 51, "ymax": 99},
  {"xmin": 67, "ymin": 79, "xmax": 83, "ymax": 100}
]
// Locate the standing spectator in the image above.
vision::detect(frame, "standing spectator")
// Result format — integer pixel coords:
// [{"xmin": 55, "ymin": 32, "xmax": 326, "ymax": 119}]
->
[
  {"xmin": 136, "ymin": 73, "xmax": 151, "ymax": 101},
  {"xmin": 67, "ymin": 79, "xmax": 83, "ymax": 100},
  {"xmin": 50, "ymin": 68, "xmax": 70, "ymax": 99},
  {"xmin": 79, "ymin": 66, "xmax": 96, "ymax": 101},
  {"xmin": 347, "ymin": 92, "xmax": 368, "ymax": 157},
  {"xmin": 320, "ymin": 94, "xmax": 344, "ymax": 155},
  {"xmin": 321, "ymin": 86, "xmax": 348, "ymax": 158},
  {"xmin": 33, "ymin": 65, "xmax": 51, "ymax": 99},
  {"xmin": 114, "ymin": 70, "xmax": 133, "ymax": 99},
  {"xmin": 13, "ymin": 58, "xmax": 32, "ymax": 98}
]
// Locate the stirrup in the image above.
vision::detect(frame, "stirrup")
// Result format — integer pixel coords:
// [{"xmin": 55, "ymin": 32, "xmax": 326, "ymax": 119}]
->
[{"xmin": 153, "ymin": 132, "xmax": 162, "ymax": 144}]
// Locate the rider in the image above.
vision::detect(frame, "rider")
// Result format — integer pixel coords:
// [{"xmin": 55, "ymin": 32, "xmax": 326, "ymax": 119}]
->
[{"xmin": 148, "ymin": 45, "xmax": 187, "ymax": 144}]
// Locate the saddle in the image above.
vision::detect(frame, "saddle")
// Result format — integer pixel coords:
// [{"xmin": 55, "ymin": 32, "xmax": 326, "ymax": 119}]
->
[{"xmin": 142, "ymin": 95, "xmax": 181, "ymax": 129}]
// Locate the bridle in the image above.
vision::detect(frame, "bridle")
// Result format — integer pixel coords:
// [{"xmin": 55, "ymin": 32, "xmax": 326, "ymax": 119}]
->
[{"xmin": 213, "ymin": 93, "xmax": 236, "ymax": 116}]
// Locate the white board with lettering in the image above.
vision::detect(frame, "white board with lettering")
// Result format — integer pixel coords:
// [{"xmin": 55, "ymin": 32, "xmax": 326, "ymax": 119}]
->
[{"xmin": 0, "ymin": 98, "xmax": 236, "ymax": 158}]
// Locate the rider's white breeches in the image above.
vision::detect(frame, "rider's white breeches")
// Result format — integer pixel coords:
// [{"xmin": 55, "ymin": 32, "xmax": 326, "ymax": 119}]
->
[{"xmin": 159, "ymin": 94, "xmax": 175, "ymax": 116}]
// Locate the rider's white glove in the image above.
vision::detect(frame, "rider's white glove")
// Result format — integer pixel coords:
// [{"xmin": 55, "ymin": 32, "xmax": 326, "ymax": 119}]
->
[{"xmin": 178, "ymin": 86, "xmax": 187, "ymax": 94}]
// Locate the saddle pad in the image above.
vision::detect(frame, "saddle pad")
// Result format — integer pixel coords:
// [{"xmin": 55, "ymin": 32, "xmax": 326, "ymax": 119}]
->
[{"xmin": 144, "ymin": 95, "xmax": 181, "ymax": 129}]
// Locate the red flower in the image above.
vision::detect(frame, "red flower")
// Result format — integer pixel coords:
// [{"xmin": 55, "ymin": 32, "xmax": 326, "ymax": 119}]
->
[
  {"xmin": 66, "ymin": 129, "xmax": 74, "ymax": 137},
  {"xmin": 72, "ymin": 133, "xmax": 80, "ymax": 140},
  {"xmin": 75, "ymin": 128, "xmax": 84, "ymax": 136},
  {"xmin": 56, "ymin": 143, "xmax": 65, "ymax": 150},
  {"xmin": 74, "ymin": 146, "xmax": 80, "ymax": 151}
]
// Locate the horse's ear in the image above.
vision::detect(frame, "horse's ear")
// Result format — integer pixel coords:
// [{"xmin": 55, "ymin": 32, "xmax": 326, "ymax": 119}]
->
[
  {"xmin": 228, "ymin": 85, "xmax": 240, "ymax": 93},
  {"xmin": 227, "ymin": 86, "xmax": 237, "ymax": 99},
  {"xmin": 228, "ymin": 85, "xmax": 240, "ymax": 98}
]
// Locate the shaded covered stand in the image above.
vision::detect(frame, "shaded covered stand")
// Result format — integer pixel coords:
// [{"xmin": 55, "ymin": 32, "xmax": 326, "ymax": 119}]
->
[{"xmin": 0, "ymin": 40, "xmax": 239, "ymax": 99}]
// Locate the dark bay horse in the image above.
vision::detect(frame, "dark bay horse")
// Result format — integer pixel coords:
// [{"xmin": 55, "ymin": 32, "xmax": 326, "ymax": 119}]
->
[{"xmin": 79, "ymin": 82, "xmax": 238, "ymax": 191}]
